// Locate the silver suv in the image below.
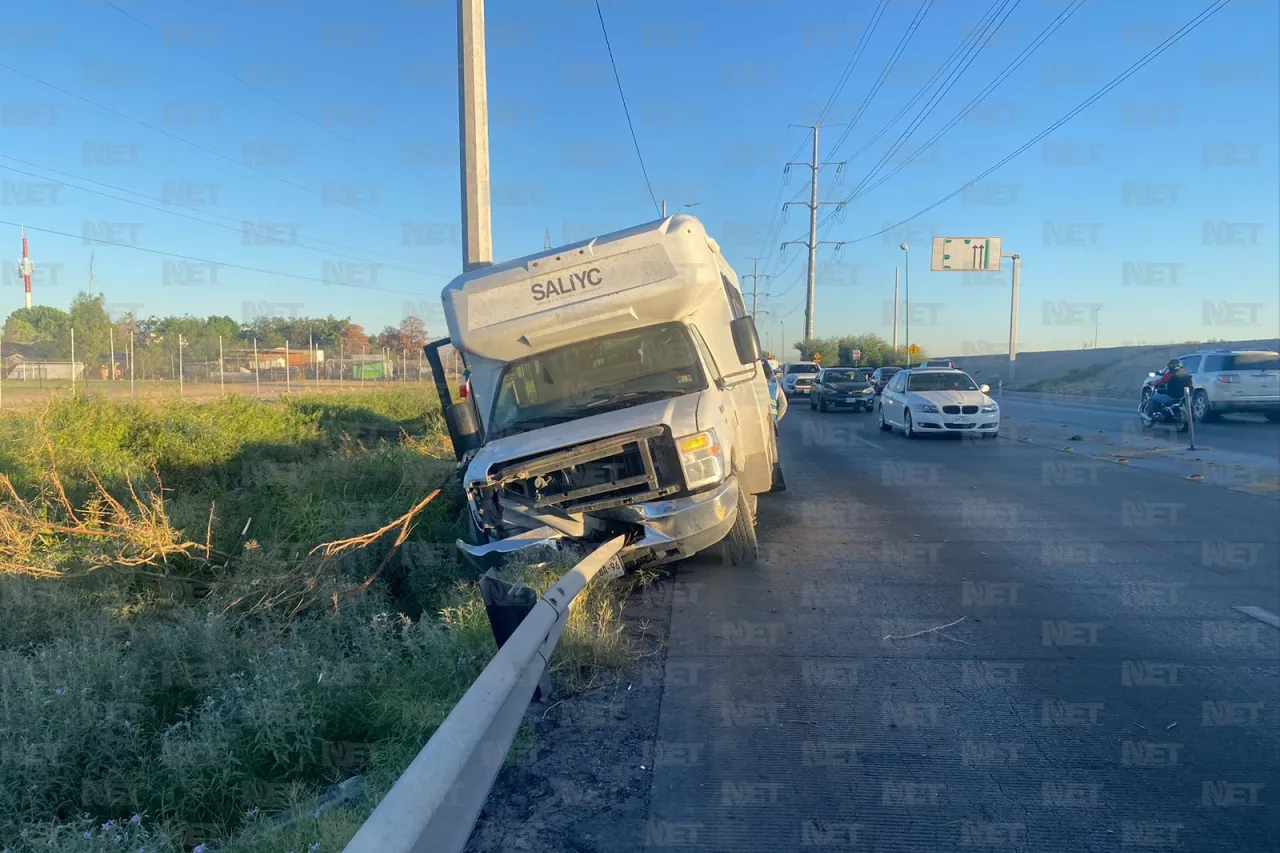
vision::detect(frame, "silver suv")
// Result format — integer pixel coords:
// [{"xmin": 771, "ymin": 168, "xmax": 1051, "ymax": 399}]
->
[{"xmin": 1141, "ymin": 349, "xmax": 1280, "ymax": 422}]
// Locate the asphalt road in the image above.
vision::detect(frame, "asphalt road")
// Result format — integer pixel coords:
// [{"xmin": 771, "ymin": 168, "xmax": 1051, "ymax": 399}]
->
[
  {"xmin": 639, "ymin": 404, "xmax": 1280, "ymax": 852},
  {"xmin": 997, "ymin": 392, "xmax": 1280, "ymax": 461}
]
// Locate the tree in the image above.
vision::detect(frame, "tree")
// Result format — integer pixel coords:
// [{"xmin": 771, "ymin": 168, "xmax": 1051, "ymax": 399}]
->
[
  {"xmin": 338, "ymin": 322, "xmax": 369, "ymax": 355},
  {"xmin": 3, "ymin": 305, "xmax": 72, "ymax": 358},
  {"xmin": 376, "ymin": 326, "xmax": 402, "ymax": 351},
  {"xmin": 398, "ymin": 316, "xmax": 428, "ymax": 353}
]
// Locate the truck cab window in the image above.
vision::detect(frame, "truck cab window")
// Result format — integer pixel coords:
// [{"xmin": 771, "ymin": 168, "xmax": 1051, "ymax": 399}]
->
[{"xmin": 488, "ymin": 322, "xmax": 709, "ymax": 439}]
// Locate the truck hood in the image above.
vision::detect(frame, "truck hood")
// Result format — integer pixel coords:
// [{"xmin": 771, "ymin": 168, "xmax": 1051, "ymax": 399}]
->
[{"xmin": 464, "ymin": 391, "xmax": 704, "ymax": 486}]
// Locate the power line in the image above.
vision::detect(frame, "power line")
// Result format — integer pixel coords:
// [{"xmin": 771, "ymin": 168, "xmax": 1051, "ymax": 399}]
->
[
  {"xmin": 594, "ymin": 0, "xmax": 660, "ymax": 217},
  {"xmin": 822, "ymin": 0, "xmax": 939, "ymax": 165},
  {"xmin": 0, "ymin": 61, "xmax": 411, "ymax": 230},
  {"xmin": 753, "ymin": 0, "xmax": 891, "ymax": 274},
  {"xmin": 825, "ymin": 0, "xmax": 1027, "ymax": 226},
  {"xmin": 855, "ymin": 0, "xmax": 1084, "ymax": 198},
  {"xmin": 2, "ymin": 219, "xmax": 431, "ymax": 296},
  {"xmin": 824, "ymin": 0, "xmax": 1007, "ymax": 172},
  {"xmin": 95, "ymin": 0, "xmax": 433, "ymax": 186},
  {"xmin": 0, "ymin": 159, "xmax": 448, "ymax": 277},
  {"xmin": 840, "ymin": 0, "xmax": 1233, "ymax": 245}
]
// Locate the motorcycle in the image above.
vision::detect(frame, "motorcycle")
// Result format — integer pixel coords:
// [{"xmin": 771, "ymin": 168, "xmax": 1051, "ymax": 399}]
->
[{"xmin": 1139, "ymin": 383, "xmax": 1190, "ymax": 433}]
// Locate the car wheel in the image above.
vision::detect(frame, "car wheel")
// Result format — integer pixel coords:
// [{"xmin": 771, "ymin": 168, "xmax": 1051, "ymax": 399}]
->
[
  {"xmin": 1192, "ymin": 390, "xmax": 1217, "ymax": 423},
  {"xmin": 720, "ymin": 488, "xmax": 759, "ymax": 566},
  {"xmin": 878, "ymin": 406, "xmax": 892, "ymax": 432},
  {"xmin": 903, "ymin": 409, "xmax": 916, "ymax": 439},
  {"xmin": 809, "ymin": 395, "xmax": 815, "ymax": 409},
  {"xmin": 818, "ymin": 397, "xmax": 827, "ymax": 412}
]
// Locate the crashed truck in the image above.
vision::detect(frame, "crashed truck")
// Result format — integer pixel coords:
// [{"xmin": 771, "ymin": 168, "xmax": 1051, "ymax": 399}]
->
[{"xmin": 423, "ymin": 214, "xmax": 785, "ymax": 573}]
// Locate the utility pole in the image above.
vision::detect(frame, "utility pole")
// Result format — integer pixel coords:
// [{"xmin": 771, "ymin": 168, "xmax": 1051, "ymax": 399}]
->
[
  {"xmin": 459, "ymin": 0, "xmax": 493, "ymax": 272},
  {"xmin": 742, "ymin": 258, "xmax": 770, "ymax": 318},
  {"xmin": 780, "ymin": 124, "xmax": 847, "ymax": 355},
  {"xmin": 1002, "ymin": 252, "xmax": 1021, "ymax": 383}
]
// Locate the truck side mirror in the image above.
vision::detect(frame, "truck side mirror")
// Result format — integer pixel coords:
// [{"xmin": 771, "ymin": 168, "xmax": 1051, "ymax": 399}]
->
[
  {"xmin": 730, "ymin": 316, "xmax": 761, "ymax": 365},
  {"xmin": 446, "ymin": 401, "xmax": 483, "ymax": 457}
]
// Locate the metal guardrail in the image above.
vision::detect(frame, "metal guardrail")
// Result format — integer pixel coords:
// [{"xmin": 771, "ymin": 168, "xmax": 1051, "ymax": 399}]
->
[{"xmin": 342, "ymin": 535, "xmax": 626, "ymax": 853}]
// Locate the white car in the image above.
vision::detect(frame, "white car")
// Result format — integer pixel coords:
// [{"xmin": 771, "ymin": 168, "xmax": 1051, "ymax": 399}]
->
[
  {"xmin": 780, "ymin": 361, "xmax": 821, "ymax": 398},
  {"xmin": 877, "ymin": 367, "xmax": 1000, "ymax": 438}
]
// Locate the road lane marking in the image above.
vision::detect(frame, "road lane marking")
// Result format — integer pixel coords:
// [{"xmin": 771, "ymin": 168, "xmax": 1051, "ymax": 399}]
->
[{"xmin": 1233, "ymin": 606, "xmax": 1280, "ymax": 631}]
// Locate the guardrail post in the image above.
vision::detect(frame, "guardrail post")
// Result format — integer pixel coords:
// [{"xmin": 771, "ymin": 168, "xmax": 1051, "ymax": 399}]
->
[{"xmin": 479, "ymin": 570, "xmax": 551, "ymax": 700}]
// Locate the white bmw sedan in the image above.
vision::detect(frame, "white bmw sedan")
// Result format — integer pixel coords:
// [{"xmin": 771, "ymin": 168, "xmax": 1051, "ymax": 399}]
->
[{"xmin": 877, "ymin": 368, "xmax": 1000, "ymax": 438}]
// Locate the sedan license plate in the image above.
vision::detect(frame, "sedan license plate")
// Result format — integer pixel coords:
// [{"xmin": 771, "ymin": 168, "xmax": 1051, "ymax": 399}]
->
[
  {"xmin": 953, "ymin": 416, "xmax": 972, "ymax": 423},
  {"xmin": 846, "ymin": 396, "xmax": 859, "ymax": 403}
]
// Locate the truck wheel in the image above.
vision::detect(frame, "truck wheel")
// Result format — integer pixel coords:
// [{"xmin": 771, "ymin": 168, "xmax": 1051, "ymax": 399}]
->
[{"xmin": 721, "ymin": 489, "xmax": 759, "ymax": 566}]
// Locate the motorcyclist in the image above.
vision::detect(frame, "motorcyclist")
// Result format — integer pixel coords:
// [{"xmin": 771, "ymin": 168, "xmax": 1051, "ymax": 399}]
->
[{"xmin": 1144, "ymin": 358, "xmax": 1193, "ymax": 419}]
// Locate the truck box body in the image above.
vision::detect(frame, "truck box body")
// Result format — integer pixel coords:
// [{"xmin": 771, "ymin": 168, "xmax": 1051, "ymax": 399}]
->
[{"xmin": 438, "ymin": 215, "xmax": 777, "ymax": 571}]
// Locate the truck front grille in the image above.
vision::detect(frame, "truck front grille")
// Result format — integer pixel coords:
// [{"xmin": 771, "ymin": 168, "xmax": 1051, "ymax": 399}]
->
[{"xmin": 489, "ymin": 426, "xmax": 683, "ymax": 515}]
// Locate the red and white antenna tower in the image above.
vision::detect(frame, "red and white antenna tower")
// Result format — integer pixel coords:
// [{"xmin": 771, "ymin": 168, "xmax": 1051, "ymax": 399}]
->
[{"xmin": 19, "ymin": 226, "xmax": 34, "ymax": 310}]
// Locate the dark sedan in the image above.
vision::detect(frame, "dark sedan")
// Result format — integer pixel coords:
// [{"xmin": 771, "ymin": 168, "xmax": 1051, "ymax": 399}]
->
[
  {"xmin": 809, "ymin": 368, "xmax": 877, "ymax": 412},
  {"xmin": 870, "ymin": 366, "xmax": 902, "ymax": 394}
]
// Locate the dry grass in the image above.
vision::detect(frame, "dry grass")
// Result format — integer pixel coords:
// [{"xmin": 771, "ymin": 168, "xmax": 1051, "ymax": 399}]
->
[{"xmin": 0, "ymin": 389, "xmax": 640, "ymax": 852}]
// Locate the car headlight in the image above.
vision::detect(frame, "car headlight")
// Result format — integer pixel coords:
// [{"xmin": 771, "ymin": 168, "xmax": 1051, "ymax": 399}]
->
[
  {"xmin": 981, "ymin": 403, "xmax": 998, "ymax": 413},
  {"xmin": 861, "ymin": 387, "xmax": 874, "ymax": 394},
  {"xmin": 915, "ymin": 403, "xmax": 940, "ymax": 413},
  {"xmin": 676, "ymin": 430, "xmax": 725, "ymax": 490}
]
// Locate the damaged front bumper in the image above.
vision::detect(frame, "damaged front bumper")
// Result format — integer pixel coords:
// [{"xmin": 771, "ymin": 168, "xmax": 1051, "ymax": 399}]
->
[{"xmin": 456, "ymin": 475, "xmax": 741, "ymax": 571}]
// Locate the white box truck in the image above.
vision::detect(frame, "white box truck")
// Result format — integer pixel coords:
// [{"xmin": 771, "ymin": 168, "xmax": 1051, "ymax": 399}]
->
[{"xmin": 423, "ymin": 215, "xmax": 785, "ymax": 572}]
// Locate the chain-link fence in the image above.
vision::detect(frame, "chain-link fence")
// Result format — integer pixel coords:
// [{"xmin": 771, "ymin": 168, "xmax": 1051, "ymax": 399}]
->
[{"xmin": 1, "ymin": 332, "xmax": 465, "ymax": 411}]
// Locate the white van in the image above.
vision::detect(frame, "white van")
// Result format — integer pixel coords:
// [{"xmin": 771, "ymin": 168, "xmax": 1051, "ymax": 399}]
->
[{"xmin": 424, "ymin": 215, "xmax": 784, "ymax": 572}]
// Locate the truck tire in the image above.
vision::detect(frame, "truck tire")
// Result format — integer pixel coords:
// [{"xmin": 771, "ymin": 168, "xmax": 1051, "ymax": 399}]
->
[{"xmin": 721, "ymin": 489, "xmax": 759, "ymax": 566}]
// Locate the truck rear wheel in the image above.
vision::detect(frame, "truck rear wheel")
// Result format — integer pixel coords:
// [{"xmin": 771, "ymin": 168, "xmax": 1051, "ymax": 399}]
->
[{"xmin": 720, "ymin": 489, "xmax": 759, "ymax": 566}]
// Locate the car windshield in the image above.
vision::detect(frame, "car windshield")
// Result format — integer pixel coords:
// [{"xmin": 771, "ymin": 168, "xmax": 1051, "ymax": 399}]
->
[
  {"xmin": 488, "ymin": 322, "xmax": 707, "ymax": 439},
  {"xmin": 1226, "ymin": 353, "xmax": 1280, "ymax": 370},
  {"xmin": 823, "ymin": 370, "xmax": 862, "ymax": 382},
  {"xmin": 786, "ymin": 363, "xmax": 819, "ymax": 374},
  {"xmin": 907, "ymin": 372, "xmax": 980, "ymax": 392}
]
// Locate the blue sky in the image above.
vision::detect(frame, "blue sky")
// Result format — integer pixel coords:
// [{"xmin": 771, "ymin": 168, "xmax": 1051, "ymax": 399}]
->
[{"xmin": 1, "ymin": 0, "xmax": 1276, "ymax": 354}]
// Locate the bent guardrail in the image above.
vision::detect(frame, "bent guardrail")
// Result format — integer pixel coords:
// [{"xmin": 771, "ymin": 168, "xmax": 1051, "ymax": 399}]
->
[{"xmin": 342, "ymin": 535, "xmax": 626, "ymax": 853}]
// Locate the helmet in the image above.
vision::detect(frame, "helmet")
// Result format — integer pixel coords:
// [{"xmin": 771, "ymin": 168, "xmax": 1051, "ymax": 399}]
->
[{"xmin": 1166, "ymin": 358, "xmax": 1182, "ymax": 371}]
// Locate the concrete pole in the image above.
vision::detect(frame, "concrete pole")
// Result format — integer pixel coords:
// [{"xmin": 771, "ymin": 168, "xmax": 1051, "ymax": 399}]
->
[
  {"xmin": 892, "ymin": 267, "xmax": 899, "ymax": 358},
  {"xmin": 1006, "ymin": 252, "xmax": 1020, "ymax": 384},
  {"xmin": 459, "ymin": 0, "xmax": 493, "ymax": 272}
]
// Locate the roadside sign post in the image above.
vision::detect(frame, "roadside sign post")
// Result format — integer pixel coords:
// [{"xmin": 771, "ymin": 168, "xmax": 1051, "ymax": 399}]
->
[
  {"xmin": 1184, "ymin": 386, "xmax": 1198, "ymax": 451},
  {"xmin": 930, "ymin": 236, "xmax": 1019, "ymax": 383}
]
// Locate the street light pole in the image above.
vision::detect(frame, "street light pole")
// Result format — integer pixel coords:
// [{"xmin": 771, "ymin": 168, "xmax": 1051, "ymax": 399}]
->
[{"xmin": 900, "ymin": 244, "xmax": 911, "ymax": 367}]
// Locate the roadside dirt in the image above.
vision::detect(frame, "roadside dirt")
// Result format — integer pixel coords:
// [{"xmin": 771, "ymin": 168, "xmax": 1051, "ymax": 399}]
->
[{"xmin": 464, "ymin": 573, "xmax": 674, "ymax": 853}]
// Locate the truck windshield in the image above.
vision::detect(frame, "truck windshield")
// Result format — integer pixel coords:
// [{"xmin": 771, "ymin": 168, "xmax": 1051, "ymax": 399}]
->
[
  {"xmin": 488, "ymin": 322, "xmax": 708, "ymax": 439},
  {"xmin": 786, "ymin": 363, "xmax": 818, "ymax": 374}
]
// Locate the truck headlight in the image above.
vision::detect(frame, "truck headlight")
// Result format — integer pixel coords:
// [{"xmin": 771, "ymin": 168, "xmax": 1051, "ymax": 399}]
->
[{"xmin": 676, "ymin": 430, "xmax": 725, "ymax": 490}]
